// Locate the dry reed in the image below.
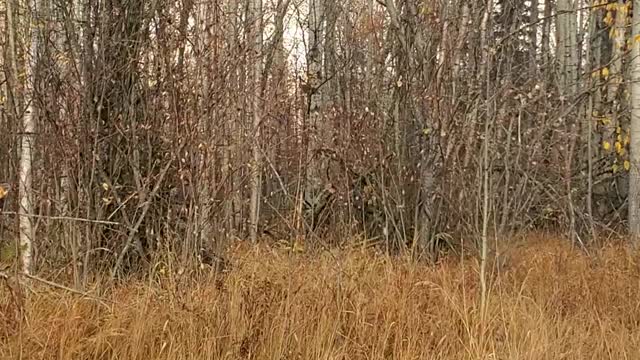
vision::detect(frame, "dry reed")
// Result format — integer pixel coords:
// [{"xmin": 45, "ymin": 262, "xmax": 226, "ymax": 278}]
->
[{"xmin": 1, "ymin": 233, "xmax": 640, "ymax": 359}]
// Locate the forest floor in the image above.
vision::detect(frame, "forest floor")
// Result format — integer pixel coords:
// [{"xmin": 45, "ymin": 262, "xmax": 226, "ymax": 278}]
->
[{"xmin": 1, "ymin": 233, "xmax": 640, "ymax": 359}]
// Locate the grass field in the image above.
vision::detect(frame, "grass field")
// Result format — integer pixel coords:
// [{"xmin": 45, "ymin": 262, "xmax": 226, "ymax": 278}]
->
[{"xmin": 2, "ymin": 233, "xmax": 640, "ymax": 359}]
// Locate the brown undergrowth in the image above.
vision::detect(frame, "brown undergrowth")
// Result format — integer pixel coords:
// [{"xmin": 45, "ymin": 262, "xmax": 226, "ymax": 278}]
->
[{"xmin": 2, "ymin": 233, "xmax": 640, "ymax": 359}]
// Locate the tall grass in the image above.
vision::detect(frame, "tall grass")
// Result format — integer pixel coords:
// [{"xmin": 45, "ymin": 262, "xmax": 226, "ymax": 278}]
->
[{"xmin": 2, "ymin": 234, "xmax": 640, "ymax": 359}]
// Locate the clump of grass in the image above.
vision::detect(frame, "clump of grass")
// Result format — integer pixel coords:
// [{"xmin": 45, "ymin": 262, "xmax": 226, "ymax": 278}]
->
[{"xmin": 2, "ymin": 234, "xmax": 640, "ymax": 359}]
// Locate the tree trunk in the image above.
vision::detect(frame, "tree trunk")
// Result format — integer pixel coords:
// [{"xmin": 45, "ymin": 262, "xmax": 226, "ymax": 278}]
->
[
  {"xmin": 541, "ymin": 0, "xmax": 551, "ymax": 82},
  {"xmin": 81, "ymin": 0, "xmax": 94, "ymax": 287},
  {"xmin": 556, "ymin": 0, "xmax": 578, "ymax": 95},
  {"xmin": 555, "ymin": 0, "xmax": 579, "ymax": 241},
  {"xmin": 479, "ymin": 0, "xmax": 494, "ymax": 317},
  {"xmin": 19, "ymin": 0, "xmax": 40, "ymax": 274},
  {"xmin": 197, "ymin": 0, "xmax": 214, "ymax": 247},
  {"xmin": 609, "ymin": 1, "xmax": 626, "ymax": 101},
  {"xmin": 4, "ymin": 0, "xmax": 21, "ymax": 190},
  {"xmin": 530, "ymin": 0, "xmax": 538, "ymax": 74},
  {"xmin": 223, "ymin": 0, "xmax": 241, "ymax": 239},
  {"xmin": 629, "ymin": 0, "xmax": 640, "ymax": 242},
  {"xmin": 305, "ymin": 0, "xmax": 326, "ymax": 232},
  {"xmin": 584, "ymin": 3, "xmax": 601, "ymax": 237},
  {"xmin": 249, "ymin": 0, "xmax": 263, "ymax": 242}
]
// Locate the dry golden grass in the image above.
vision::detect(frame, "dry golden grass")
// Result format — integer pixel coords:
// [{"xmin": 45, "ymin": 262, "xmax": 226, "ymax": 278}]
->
[{"xmin": 2, "ymin": 233, "xmax": 640, "ymax": 359}]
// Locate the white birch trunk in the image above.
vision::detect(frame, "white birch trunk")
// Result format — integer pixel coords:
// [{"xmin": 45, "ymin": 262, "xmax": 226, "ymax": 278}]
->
[
  {"xmin": 19, "ymin": 0, "xmax": 40, "ymax": 274},
  {"xmin": 556, "ymin": 0, "xmax": 578, "ymax": 95},
  {"xmin": 304, "ymin": 0, "xmax": 327, "ymax": 234},
  {"xmin": 306, "ymin": 0, "xmax": 325, "ymax": 193}
]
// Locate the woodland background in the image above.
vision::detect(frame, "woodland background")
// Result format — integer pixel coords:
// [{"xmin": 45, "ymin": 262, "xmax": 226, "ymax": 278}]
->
[{"xmin": 4, "ymin": 0, "xmax": 640, "ymax": 358}]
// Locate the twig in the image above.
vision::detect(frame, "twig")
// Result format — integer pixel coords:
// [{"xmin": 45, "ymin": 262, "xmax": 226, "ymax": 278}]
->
[{"xmin": 111, "ymin": 154, "xmax": 177, "ymax": 278}]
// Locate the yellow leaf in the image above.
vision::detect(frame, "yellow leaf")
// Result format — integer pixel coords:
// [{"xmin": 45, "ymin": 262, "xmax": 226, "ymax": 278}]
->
[
  {"xmin": 293, "ymin": 241, "xmax": 305, "ymax": 253},
  {"xmin": 625, "ymin": 133, "xmax": 630, "ymax": 146},
  {"xmin": 602, "ymin": 116, "xmax": 612, "ymax": 125},
  {"xmin": 602, "ymin": 67, "xmax": 610, "ymax": 79},
  {"xmin": 604, "ymin": 11, "xmax": 614, "ymax": 26},
  {"xmin": 616, "ymin": 141, "xmax": 623, "ymax": 154},
  {"xmin": 624, "ymin": 160, "xmax": 631, "ymax": 171},
  {"xmin": 613, "ymin": 163, "xmax": 619, "ymax": 173},
  {"xmin": 620, "ymin": 3, "xmax": 629, "ymax": 15},
  {"xmin": 102, "ymin": 183, "xmax": 109, "ymax": 191},
  {"xmin": 603, "ymin": 141, "xmax": 611, "ymax": 151}
]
